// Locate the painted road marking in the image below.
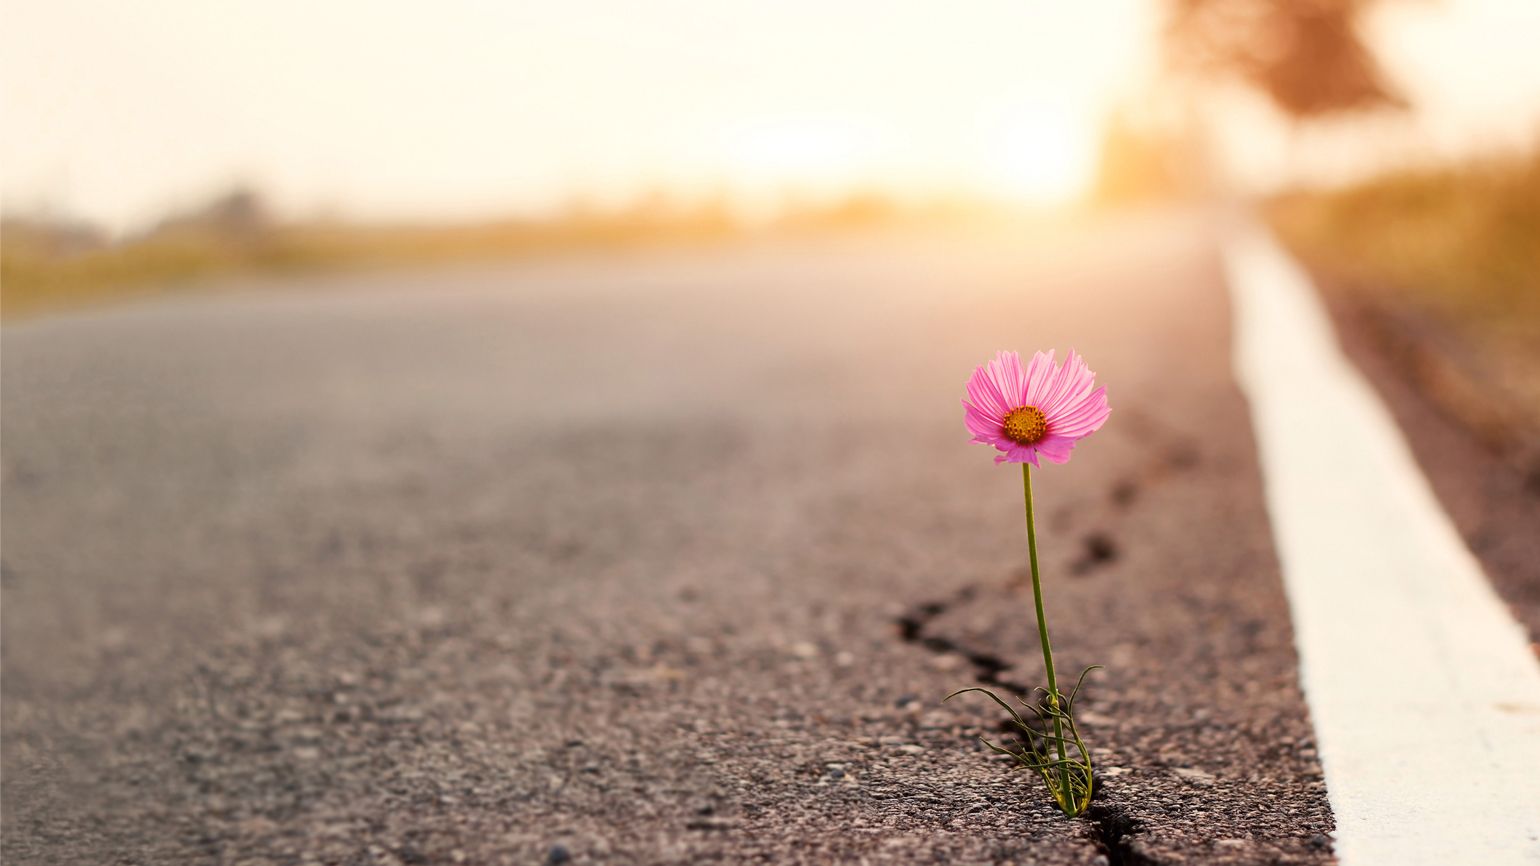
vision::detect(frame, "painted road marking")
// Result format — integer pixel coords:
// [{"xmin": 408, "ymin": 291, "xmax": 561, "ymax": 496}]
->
[{"xmin": 1225, "ymin": 221, "xmax": 1540, "ymax": 865}]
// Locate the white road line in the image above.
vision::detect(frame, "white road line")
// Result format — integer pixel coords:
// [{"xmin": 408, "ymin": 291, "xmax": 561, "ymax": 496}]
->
[{"xmin": 1224, "ymin": 220, "xmax": 1540, "ymax": 865}]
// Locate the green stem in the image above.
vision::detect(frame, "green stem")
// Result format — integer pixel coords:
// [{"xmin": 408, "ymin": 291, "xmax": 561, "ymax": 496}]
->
[{"xmin": 1023, "ymin": 463, "xmax": 1071, "ymax": 808}]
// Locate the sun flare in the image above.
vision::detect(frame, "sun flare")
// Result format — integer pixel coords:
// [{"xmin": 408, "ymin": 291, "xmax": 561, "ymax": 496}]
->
[{"xmin": 988, "ymin": 105, "xmax": 1097, "ymax": 205}]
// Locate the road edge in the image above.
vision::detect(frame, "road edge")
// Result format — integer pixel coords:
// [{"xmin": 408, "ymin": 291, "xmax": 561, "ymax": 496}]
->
[{"xmin": 1223, "ymin": 217, "xmax": 1540, "ymax": 865}]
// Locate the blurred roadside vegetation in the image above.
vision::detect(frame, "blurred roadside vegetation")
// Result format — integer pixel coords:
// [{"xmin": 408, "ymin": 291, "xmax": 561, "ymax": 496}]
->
[
  {"xmin": 0, "ymin": 188, "xmax": 1004, "ymax": 320},
  {"xmin": 1164, "ymin": 0, "xmax": 1539, "ymax": 461},
  {"xmin": 1, "ymin": 189, "xmax": 1003, "ymax": 320},
  {"xmin": 1, "ymin": 107, "xmax": 1209, "ymax": 322},
  {"xmin": 1270, "ymin": 148, "xmax": 1540, "ymax": 458}
]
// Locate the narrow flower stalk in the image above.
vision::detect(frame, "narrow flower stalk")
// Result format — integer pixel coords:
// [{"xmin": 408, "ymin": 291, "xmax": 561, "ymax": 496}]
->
[
  {"xmin": 1022, "ymin": 463, "xmax": 1073, "ymax": 807},
  {"xmin": 947, "ymin": 349, "xmax": 1110, "ymax": 818}
]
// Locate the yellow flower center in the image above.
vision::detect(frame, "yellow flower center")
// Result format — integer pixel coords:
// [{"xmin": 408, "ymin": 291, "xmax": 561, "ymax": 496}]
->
[{"xmin": 1003, "ymin": 406, "xmax": 1047, "ymax": 445}]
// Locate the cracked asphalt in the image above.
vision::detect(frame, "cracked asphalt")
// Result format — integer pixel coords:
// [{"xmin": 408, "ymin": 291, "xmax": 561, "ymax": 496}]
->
[{"xmin": 2, "ymin": 210, "xmax": 1335, "ymax": 865}]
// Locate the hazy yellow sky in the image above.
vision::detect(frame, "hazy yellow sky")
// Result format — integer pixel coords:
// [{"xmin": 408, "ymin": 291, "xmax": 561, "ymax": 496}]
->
[{"xmin": 3, "ymin": 0, "xmax": 1538, "ymax": 231}]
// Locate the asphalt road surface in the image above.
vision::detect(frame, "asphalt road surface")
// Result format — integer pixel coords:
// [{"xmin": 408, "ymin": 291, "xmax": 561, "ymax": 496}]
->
[{"xmin": 3, "ymin": 211, "xmax": 1337, "ymax": 865}]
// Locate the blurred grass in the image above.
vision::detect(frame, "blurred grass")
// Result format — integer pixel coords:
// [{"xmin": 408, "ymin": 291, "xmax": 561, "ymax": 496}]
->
[
  {"xmin": 1271, "ymin": 149, "xmax": 1540, "ymax": 323},
  {"xmin": 1, "ymin": 211, "xmax": 734, "ymax": 320},
  {"xmin": 1271, "ymin": 148, "xmax": 1540, "ymax": 455},
  {"xmin": 1, "ymin": 193, "xmax": 1012, "ymax": 320}
]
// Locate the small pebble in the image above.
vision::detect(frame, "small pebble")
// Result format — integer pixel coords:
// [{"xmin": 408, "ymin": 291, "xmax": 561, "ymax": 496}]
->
[{"xmin": 1173, "ymin": 768, "xmax": 1216, "ymax": 785}]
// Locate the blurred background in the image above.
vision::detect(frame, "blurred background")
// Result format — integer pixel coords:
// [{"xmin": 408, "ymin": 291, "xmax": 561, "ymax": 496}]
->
[
  {"xmin": 6, "ymin": 0, "xmax": 1537, "ymax": 438},
  {"xmin": 6, "ymin": 0, "xmax": 1539, "ymax": 468},
  {"xmin": 0, "ymin": 3, "xmax": 1534, "ymax": 283}
]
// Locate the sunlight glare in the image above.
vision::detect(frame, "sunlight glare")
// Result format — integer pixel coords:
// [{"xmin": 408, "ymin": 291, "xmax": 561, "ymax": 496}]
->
[{"xmin": 988, "ymin": 104, "xmax": 1097, "ymax": 205}]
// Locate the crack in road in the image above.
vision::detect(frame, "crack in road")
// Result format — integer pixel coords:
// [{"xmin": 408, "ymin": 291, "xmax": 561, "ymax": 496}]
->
[
  {"xmin": 1086, "ymin": 804, "xmax": 1157, "ymax": 866},
  {"xmin": 892, "ymin": 430, "xmax": 1202, "ymax": 863},
  {"xmin": 895, "ymin": 584, "xmax": 1035, "ymax": 698},
  {"xmin": 897, "ymin": 425, "xmax": 1199, "ymax": 689},
  {"xmin": 897, "ymin": 585, "xmax": 1165, "ymax": 864}
]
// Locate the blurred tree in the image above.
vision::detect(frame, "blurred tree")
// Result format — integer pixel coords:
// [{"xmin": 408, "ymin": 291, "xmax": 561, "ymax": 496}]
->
[
  {"xmin": 153, "ymin": 186, "xmax": 271, "ymax": 239},
  {"xmin": 1164, "ymin": 0, "xmax": 1406, "ymax": 119}
]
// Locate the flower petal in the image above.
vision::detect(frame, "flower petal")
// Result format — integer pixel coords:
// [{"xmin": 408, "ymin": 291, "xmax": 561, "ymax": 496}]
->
[
  {"xmin": 1048, "ymin": 387, "xmax": 1111, "ymax": 438},
  {"xmin": 987, "ymin": 350, "xmax": 1026, "ymax": 408},
  {"xmin": 1033, "ymin": 434, "xmax": 1077, "ymax": 464},
  {"xmin": 963, "ymin": 365, "xmax": 1011, "ymax": 421},
  {"xmin": 990, "ymin": 443, "xmax": 1033, "ymax": 466},
  {"xmin": 964, "ymin": 401, "xmax": 1005, "ymax": 438},
  {"xmin": 1040, "ymin": 350, "xmax": 1095, "ymax": 418},
  {"xmin": 1023, "ymin": 349, "xmax": 1056, "ymax": 406}
]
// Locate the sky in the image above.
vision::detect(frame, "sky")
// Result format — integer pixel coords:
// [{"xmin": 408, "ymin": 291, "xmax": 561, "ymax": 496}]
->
[{"xmin": 3, "ymin": 0, "xmax": 1538, "ymax": 232}]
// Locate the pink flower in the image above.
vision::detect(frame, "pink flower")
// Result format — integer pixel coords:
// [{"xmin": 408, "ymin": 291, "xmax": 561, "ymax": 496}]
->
[{"xmin": 963, "ymin": 350, "xmax": 1110, "ymax": 466}]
